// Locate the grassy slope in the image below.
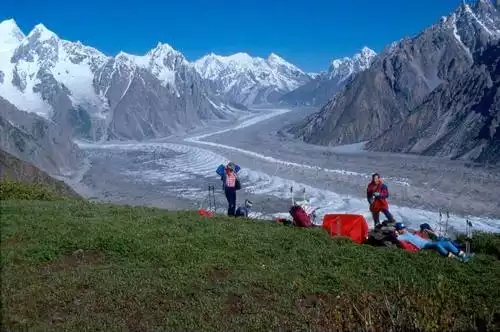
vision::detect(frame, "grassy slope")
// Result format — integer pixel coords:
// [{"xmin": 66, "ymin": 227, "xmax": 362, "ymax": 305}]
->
[{"xmin": 1, "ymin": 200, "xmax": 500, "ymax": 332}]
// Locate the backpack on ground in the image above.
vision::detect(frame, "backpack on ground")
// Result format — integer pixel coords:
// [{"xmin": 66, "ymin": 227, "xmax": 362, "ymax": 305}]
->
[
  {"xmin": 366, "ymin": 220, "xmax": 399, "ymax": 247},
  {"xmin": 287, "ymin": 186, "xmax": 315, "ymax": 227},
  {"xmin": 235, "ymin": 199, "xmax": 252, "ymax": 218},
  {"xmin": 289, "ymin": 204, "xmax": 313, "ymax": 228}
]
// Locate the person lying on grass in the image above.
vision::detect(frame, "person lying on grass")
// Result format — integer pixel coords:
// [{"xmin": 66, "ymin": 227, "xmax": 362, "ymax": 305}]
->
[
  {"xmin": 415, "ymin": 223, "xmax": 464, "ymax": 249},
  {"xmin": 415, "ymin": 223, "xmax": 438, "ymax": 240},
  {"xmin": 394, "ymin": 222, "xmax": 472, "ymax": 262}
]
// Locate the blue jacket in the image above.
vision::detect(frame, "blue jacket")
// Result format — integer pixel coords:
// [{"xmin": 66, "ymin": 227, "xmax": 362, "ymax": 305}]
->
[
  {"xmin": 396, "ymin": 232, "xmax": 431, "ymax": 250},
  {"xmin": 216, "ymin": 164, "xmax": 240, "ymax": 188}
]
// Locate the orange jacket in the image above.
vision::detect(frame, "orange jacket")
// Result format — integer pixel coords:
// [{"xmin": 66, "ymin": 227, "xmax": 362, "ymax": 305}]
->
[{"xmin": 367, "ymin": 180, "xmax": 390, "ymax": 212}]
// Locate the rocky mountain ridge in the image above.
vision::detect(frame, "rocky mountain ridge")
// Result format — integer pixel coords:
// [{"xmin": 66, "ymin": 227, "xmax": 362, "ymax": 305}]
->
[
  {"xmin": 279, "ymin": 47, "xmax": 377, "ymax": 106},
  {"xmin": 289, "ymin": 0, "xmax": 500, "ymax": 163}
]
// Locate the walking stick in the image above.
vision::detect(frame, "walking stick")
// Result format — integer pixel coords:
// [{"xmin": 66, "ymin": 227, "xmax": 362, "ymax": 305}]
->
[
  {"xmin": 444, "ymin": 211, "xmax": 450, "ymax": 238},
  {"xmin": 212, "ymin": 185, "xmax": 216, "ymax": 213},
  {"xmin": 465, "ymin": 219, "xmax": 473, "ymax": 255},
  {"xmin": 208, "ymin": 185, "xmax": 213, "ymax": 212},
  {"xmin": 437, "ymin": 210, "xmax": 443, "ymax": 237}
]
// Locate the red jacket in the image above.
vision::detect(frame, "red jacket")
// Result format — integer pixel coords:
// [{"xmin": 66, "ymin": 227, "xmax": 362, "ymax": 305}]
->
[
  {"xmin": 398, "ymin": 240, "xmax": 420, "ymax": 252},
  {"xmin": 366, "ymin": 180, "xmax": 389, "ymax": 212},
  {"xmin": 415, "ymin": 231, "xmax": 430, "ymax": 239}
]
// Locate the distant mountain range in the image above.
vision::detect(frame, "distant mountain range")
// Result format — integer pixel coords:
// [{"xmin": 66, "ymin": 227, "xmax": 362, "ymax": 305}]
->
[
  {"xmin": 279, "ymin": 47, "xmax": 377, "ymax": 107},
  {"xmin": 290, "ymin": 0, "xmax": 500, "ymax": 163},
  {"xmin": 0, "ymin": 20, "xmax": 240, "ymax": 143},
  {"xmin": 2, "ymin": 0, "xmax": 500, "ymax": 179},
  {"xmin": 0, "ymin": 18, "xmax": 375, "ymax": 175},
  {"xmin": 194, "ymin": 52, "xmax": 312, "ymax": 105}
]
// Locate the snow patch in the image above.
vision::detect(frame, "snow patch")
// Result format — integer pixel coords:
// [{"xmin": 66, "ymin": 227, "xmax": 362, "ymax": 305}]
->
[
  {"xmin": 0, "ymin": 50, "xmax": 52, "ymax": 117},
  {"xmin": 464, "ymin": 3, "xmax": 495, "ymax": 35},
  {"xmin": 27, "ymin": 23, "xmax": 58, "ymax": 42},
  {"xmin": 0, "ymin": 19, "xmax": 25, "ymax": 51},
  {"xmin": 451, "ymin": 14, "xmax": 473, "ymax": 60}
]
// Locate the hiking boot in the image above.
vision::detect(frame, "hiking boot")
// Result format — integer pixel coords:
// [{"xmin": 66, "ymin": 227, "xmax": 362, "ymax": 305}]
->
[
  {"xmin": 460, "ymin": 255, "xmax": 471, "ymax": 263},
  {"xmin": 461, "ymin": 253, "xmax": 474, "ymax": 263}
]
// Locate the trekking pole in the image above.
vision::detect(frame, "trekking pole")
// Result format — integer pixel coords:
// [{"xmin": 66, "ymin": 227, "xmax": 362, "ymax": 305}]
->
[
  {"xmin": 290, "ymin": 186, "xmax": 295, "ymax": 205},
  {"xmin": 444, "ymin": 211, "xmax": 450, "ymax": 238},
  {"xmin": 437, "ymin": 210, "xmax": 443, "ymax": 237},
  {"xmin": 207, "ymin": 185, "xmax": 213, "ymax": 212},
  {"xmin": 465, "ymin": 219, "xmax": 470, "ymax": 255},
  {"xmin": 212, "ymin": 185, "xmax": 216, "ymax": 214},
  {"xmin": 466, "ymin": 219, "xmax": 473, "ymax": 255}
]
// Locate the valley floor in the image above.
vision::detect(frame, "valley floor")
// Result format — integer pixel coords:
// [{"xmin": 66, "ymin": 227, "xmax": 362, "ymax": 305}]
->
[{"xmin": 75, "ymin": 107, "xmax": 500, "ymax": 234}]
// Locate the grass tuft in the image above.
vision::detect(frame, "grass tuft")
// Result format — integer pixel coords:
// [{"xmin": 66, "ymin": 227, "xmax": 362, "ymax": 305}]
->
[{"xmin": 0, "ymin": 180, "xmax": 72, "ymax": 201}]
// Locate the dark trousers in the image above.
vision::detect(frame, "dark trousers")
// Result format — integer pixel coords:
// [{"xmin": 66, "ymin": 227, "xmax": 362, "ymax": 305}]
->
[
  {"xmin": 372, "ymin": 209, "xmax": 394, "ymax": 226},
  {"xmin": 224, "ymin": 187, "xmax": 236, "ymax": 216}
]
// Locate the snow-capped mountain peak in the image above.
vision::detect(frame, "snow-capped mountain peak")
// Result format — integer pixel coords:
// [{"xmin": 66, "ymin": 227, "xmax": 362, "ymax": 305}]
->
[
  {"xmin": 224, "ymin": 52, "xmax": 254, "ymax": 64},
  {"xmin": 279, "ymin": 47, "xmax": 377, "ymax": 107},
  {"xmin": 146, "ymin": 42, "xmax": 184, "ymax": 60},
  {"xmin": 0, "ymin": 19, "xmax": 112, "ymax": 121},
  {"xmin": 267, "ymin": 52, "xmax": 283, "ymax": 61},
  {"xmin": 0, "ymin": 19, "xmax": 25, "ymax": 50},
  {"xmin": 267, "ymin": 52, "xmax": 304, "ymax": 73},
  {"xmin": 151, "ymin": 42, "xmax": 174, "ymax": 52},
  {"xmin": 114, "ymin": 51, "xmax": 138, "ymax": 67},
  {"xmin": 124, "ymin": 42, "xmax": 189, "ymax": 87},
  {"xmin": 193, "ymin": 51, "xmax": 311, "ymax": 105},
  {"xmin": 359, "ymin": 46, "xmax": 377, "ymax": 59},
  {"xmin": 267, "ymin": 52, "xmax": 289, "ymax": 66},
  {"xmin": 328, "ymin": 46, "xmax": 376, "ymax": 81},
  {"xmin": 26, "ymin": 23, "xmax": 58, "ymax": 42}
]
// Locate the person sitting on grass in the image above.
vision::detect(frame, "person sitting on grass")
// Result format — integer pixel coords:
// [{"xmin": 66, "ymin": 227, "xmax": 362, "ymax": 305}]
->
[
  {"xmin": 235, "ymin": 199, "xmax": 253, "ymax": 218},
  {"xmin": 395, "ymin": 222, "xmax": 471, "ymax": 262}
]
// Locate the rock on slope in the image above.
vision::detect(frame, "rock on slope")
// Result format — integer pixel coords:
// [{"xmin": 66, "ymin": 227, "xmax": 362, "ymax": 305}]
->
[
  {"xmin": 0, "ymin": 97, "xmax": 81, "ymax": 176},
  {"xmin": 0, "ymin": 148, "xmax": 80, "ymax": 198},
  {"xmin": 193, "ymin": 52, "xmax": 312, "ymax": 106},
  {"xmin": 280, "ymin": 47, "xmax": 377, "ymax": 107},
  {"xmin": 366, "ymin": 40, "xmax": 500, "ymax": 163},
  {"xmin": 290, "ymin": 0, "xmax": 500, "ymax": 162}
]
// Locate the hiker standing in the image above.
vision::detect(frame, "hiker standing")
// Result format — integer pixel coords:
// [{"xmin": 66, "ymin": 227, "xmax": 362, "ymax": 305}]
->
[
  {"xmin": 216, "ymin": 162, "xmax": 241, "ymax": 216},
  {"xmin": 366, "ymin": 173, "xmax": 395, "ymax": 227}
]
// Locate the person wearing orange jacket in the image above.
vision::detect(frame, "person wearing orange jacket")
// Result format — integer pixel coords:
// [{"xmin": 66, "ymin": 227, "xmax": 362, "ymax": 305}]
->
[{"xmin": 366, "ymin": 173, "xmax": 395, "ymax": 227}]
